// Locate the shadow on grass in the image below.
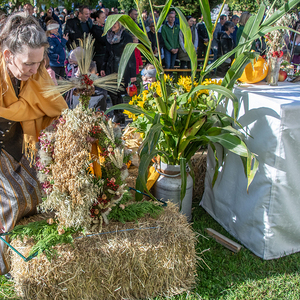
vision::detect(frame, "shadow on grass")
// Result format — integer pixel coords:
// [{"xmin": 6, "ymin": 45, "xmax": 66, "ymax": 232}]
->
[{"xmin": 188, "ymin": 198, "xmax": 300, "ymax": 300}]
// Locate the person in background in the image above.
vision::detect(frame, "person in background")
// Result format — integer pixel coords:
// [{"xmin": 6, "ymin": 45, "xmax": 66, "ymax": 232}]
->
[
  {"xmin": 161, "ymin": 11, "xmax": 180, "ymax": 69},
  {"xmin": 141, "ymin": 63, "xmax": 157, "ymax": 88},
  {"xmin": 91, "ymin": 10, "xmax": 107, "ymax": 74},
  {"xmin": 64, "ymin": 5, "xmax": 93, "ymax": 51},
  {"xmin": 0, "ymin": 12, "xmax": 67, "ymax": 275},
  {"xmin": 39, "ymin": 7, "xmax": 61, "ymax": 32},
  {"xmin": 23, "ymin": 3, "xmax": 34, "ymax": 15},
  {"xmin": 100, "ymin": 21, "xmax": 136, "ymax": 124},
  {"xmin": 197, "ymin": 16, "xmax": 209, "ymax": 59},
  {"xmin": 178, "ymin": 16, "xmax": 198, "ymax": 69},
  {"xmin": 147, "ymin": 21, "xmax": 164, "ymax": 59},
  {"xmin": 96, "ymin": 1, "xmax": 105, "ymax": 10},
  {"xmin": 128, "ymin": 8, "xmax": 138, "ymax": 25},
  {"xmin": 46, "ymin": 20, "xmax": 68, "ymax": 79},
  {"xmin": 140, "ymin": 11, "xmax": 149, "ymax": 28},
  {"xmin": 236, "ymin": 12, "xmax": 251, "ymax": 45},
  {"xmin": 231, "ymin": 15, "xmax": 239, "ymax": 45},
  {"xmin": 217, "ymin": 21, "xmax": 235, "ymax": 77},
  {"xmin": 212, "ymin": 14, "xmax": 227, "ymax": 62}
]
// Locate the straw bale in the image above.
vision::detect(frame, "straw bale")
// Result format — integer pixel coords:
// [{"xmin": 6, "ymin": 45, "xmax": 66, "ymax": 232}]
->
[
  {"xmin": 9, "ymin": 202, "xmax": 197, "ymax": 300},
  {"xmin": 190, "ymin": 151, "xmax": 207, "ymax": 200}
]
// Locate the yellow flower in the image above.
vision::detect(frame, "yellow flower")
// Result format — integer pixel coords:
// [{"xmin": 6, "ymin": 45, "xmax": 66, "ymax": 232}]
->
[{"xmin": 137, "ymin": 101, "xmax": 144, "ymax": 108}]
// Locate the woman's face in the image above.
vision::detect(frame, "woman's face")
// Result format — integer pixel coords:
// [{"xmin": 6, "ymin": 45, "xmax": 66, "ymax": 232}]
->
[
  {"xmin": 5, "ymin": 46, "xmax": 45, "ymax": 81},
  {"xmin": 112, "ymin": 22, "xmax": 120, "ymax": 33},
  {"xmin": 188, "ymin": 18, "xmax": 195, "ymax": 27}
]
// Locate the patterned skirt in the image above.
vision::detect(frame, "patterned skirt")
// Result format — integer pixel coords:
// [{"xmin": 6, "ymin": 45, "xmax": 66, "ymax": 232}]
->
[{"xmin": 0, "ymin": 150, "xmax": 41, "ymax": 275}]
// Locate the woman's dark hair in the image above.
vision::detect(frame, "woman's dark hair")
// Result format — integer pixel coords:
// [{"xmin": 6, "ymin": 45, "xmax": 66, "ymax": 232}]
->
[{"xmin": 223, "ymin": 21, "xmax": 234, "ymax": 32}]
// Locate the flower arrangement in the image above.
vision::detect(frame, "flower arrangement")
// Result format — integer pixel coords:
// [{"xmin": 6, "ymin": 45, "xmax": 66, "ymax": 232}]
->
[
  {"xmin": 36, "ymin": 105, "xmax": 131, "ymax": 232},
  {"xmin": 264, "ymin": 10, "xmax": 297, "ymax": 58}
]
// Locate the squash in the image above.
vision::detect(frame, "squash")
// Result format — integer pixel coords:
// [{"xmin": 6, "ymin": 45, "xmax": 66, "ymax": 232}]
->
[{"xmin": 239, "ymin": 56, "xmax": 269, "ymax": 84}]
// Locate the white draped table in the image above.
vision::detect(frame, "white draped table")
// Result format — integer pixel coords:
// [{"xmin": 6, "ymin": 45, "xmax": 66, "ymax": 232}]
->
[{"xmin": 201, "ymin": 81, "xmax": 300, "ymax": 259}]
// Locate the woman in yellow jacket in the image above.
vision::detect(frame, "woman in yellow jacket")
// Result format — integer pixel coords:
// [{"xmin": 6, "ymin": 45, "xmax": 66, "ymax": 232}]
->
[{"xmin": 0, "ymin": 12, "xmax": 67, "ymax": 275}]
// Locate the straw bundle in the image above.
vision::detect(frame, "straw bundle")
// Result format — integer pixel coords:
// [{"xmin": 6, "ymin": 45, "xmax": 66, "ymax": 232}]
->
[
  {"xmin": 9, "ymin": 202, "xmax": 197, "ymax": 300},
  {"xmin": 190, "ymin": 151, "xmax": 207, "ymax": 200}
]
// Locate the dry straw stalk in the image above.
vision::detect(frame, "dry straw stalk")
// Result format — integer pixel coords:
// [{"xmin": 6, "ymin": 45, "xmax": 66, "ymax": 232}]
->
[{"xmin": 9, "ymin": 202, "xmax": 197, "ymax": 300}]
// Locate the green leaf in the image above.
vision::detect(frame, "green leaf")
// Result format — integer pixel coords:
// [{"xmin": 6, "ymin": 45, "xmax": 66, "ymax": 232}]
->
[
  {"xmin": 155, "ymin": 0, "xmax": 173, "ymax": 31},
  {"xmin": 136, "ymin": 150, "xmax": 161, "ymax": 201},
  {"xmin": 180, "ymin": 157, "xmax": 187, "ymax": 204},
  {"xmin": 173, "ymin": 7, "xmax": 197, "ymax": 80},
  {"xmin": 168, "ymin": 98, "xmax": 177, "ymax": 124},
  {"xmin": 210, "ymin": 143, "xmax": 219, "ymax": 187},
  {"xmin": 206, "ymin": 133, "xmax": 249, "ymax": 157},
  {"xmin": 236, "ymin": 4, "xmax": 265, "ymax": 56},
  {"xmin": 103, "ymin": 14, "xmax": 151, "ymax": 49},
  {"xmin": 198, "ymin": 0, "xmax": 213, "ymax": 37},
  {"xmin": 222, "ymin": 52, "xmax": 259, "ymax": 91},
  {"xmin": 178, "ymin": 117, "xmax": 206, "ymax": 155},
  {"xmin": 137, "ymin": 43, "xmax": 163, "ymax": 74},
  {"xmin": 117, "ymin": 43, "xmax": 137, "ymax": 88},
  {"xmin": 105, "ymin": 103, "xmax": 154, "ymax": 122}
]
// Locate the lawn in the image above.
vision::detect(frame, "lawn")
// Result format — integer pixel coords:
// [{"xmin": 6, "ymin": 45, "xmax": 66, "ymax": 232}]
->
[{"xmin": 1, "ymin": 199, "xmax": 300, "ymax": 300}]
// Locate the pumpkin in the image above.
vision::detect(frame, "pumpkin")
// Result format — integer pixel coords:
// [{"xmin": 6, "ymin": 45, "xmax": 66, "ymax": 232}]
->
[{"xmin": 238, "ymin": 56, "xmax": 269, "ymax": 84}]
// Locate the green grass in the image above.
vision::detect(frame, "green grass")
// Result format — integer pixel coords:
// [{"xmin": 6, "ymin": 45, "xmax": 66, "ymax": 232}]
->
[{"xmin": 1, "ymin": 201, "xmax": 300, "ymax": 299}]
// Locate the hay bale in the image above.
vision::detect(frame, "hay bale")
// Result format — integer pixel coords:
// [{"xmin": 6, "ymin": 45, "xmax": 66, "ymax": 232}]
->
[
  {"xmin": 9, "ymin": 203, "xmax": 197, "ymax": 300},
  {"xmin": 190, "ymin": 151, "xmax": 207, "ymax": 200}
]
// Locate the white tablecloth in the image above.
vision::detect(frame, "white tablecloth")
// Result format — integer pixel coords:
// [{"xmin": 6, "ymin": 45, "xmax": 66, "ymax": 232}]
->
[{"xmin": 200, "ymin": 81, "xmax": 300, "ymax": 259}]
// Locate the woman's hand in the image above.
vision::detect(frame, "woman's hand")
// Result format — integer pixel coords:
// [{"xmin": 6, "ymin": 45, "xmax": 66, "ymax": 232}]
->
[
  {"xmin": 100, "ymin": 70, "xmax": 106, "ymax": 77},
  {"xmin": 130, "ymin": 77, "xmax": 136, "ymax": 83}
]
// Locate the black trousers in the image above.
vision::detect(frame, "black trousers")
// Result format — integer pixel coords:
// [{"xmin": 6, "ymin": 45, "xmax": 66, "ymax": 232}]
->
[
  {"xmin": 109, "ymin": 91, "xmax": 123, "ymax": 116},
  {"xmin": 51, "ymin": 66, "xmax": 65, "ymax": 79}
]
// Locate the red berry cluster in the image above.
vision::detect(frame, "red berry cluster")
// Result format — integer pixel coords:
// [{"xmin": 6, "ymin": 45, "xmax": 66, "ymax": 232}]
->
[
  {"xmin": 81, "ymin": 74, "xmax": 94, "ymax": 86},
  {"xmin": 90, "ymin": 208, "xmax": 96, "ymax": 218},
  {"xmin": 90, "ymin": 125, "xmax": 102, "ymax": 135},
  {"xmin": 272, "ymin": 51, "xmax": 283, "ymax": 58},
  {"xmin": 102, "ymin": 149, "xmax": 113, "ymax": 157},
  {"xmin": 107, "ymin": 178, "xmax": 119, "ymax": 191},
  {"xmin": 97, "ymin": 195, "xmax": 109, "ymax": 205}
]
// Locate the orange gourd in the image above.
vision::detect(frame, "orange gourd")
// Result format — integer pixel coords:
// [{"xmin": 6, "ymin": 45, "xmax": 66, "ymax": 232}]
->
[{"xmin": 239, "ymin": 56, "xmax": 269, "ymax": 84}]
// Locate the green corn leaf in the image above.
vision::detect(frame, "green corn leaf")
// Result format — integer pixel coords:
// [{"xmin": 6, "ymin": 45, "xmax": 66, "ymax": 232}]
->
[
  {"xmin": 103, "ymin": 14, "xmax": 151, "ymax": 49},
  {"xmin": 222, "ymin": 52, "xmax": 259, "ymax": 91},
  {"xmin": 136, "ymin": 149, "xmax": 161, "ymax": 201},
  {"xmin": 180, "ymin": 157, "xmax": 187, "ymax": 204},
  {"xmin": 105, "ymin": 103, "xmax": 154, "ymax": 122},
  {"xmin": 117, "ymin": 43, "xmax": 137, "ymax": 88},
  {"xmin": 173, "ymin": 7, "xmax": 197, "ymax": 80},
  {"xmin": 198, "ymin": 0, "xmax": 213, "ymax": 37},
  {"xmin": 168, "ymin": 98, "xmax": 178, "ymax": 124},
  {"xmin": 206, "ymin": 133, "xmax": 249, "ymax": 157},
  {"xmin": 155, "ymin": 0, "xmax": 173, "ymax": 31}
]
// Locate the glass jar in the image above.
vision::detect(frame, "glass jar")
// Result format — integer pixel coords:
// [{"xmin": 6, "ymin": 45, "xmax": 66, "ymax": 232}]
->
[{"xmin": 266, "ymin": 57, "xmax": 282, "ymax": 86}]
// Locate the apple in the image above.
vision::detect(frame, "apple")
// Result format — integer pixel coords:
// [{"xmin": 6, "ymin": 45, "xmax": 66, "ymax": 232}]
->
[{"xmin": 278, "ymin": 70, "xmax": 287, "ymax": 82}]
